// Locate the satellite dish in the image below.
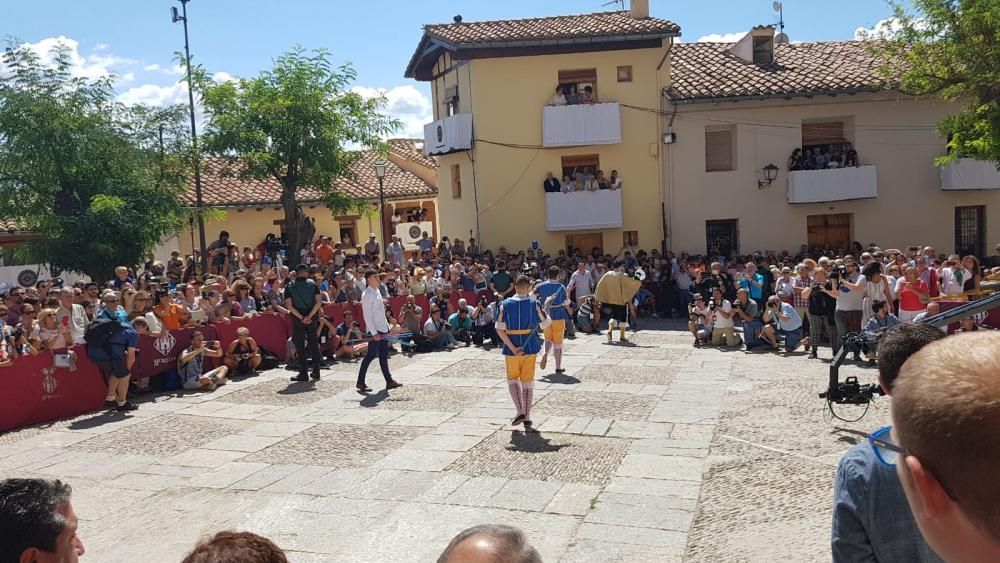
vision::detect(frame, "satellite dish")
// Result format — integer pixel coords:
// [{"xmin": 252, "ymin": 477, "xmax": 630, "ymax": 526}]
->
[
  {"xmin": 772, "ymin": 1, "xmax": 782, "ymax": 12},
  {"xmin": 775, "ymin": 32, "xmax": 789, "ymax": 44}
]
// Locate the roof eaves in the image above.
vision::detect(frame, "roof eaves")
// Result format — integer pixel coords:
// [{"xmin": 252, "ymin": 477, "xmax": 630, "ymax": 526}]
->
[
  {"xmin": 664, "ymin": 85, "xmax": 888, "ymax": 104},
  {"xmin": 453, "ymin": 30, "xmax": 678, "ymax": 51}
]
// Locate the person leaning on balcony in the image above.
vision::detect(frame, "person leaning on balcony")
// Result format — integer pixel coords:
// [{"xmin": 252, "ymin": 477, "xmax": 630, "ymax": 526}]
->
[
  {"xmin": 549, "ymin": 85, "xmax": 566, "ymax": 106},
  {"xmin": 842, "ymin": 142, "xmax": 859, "ymax": 167},
  {"xmin": 788, "ymin": 148, "xmax": 804, "ymax": 171},
  {"xmin": 595, "ymin": 170, "xmax": 609, "ymax": 190},
  {"xmin": 581, "ymin": 85, "xmax": 596, "ymax": 104},
  {"xmin": 543, "ymin": 172, "xmax": 561, "ymax": 193},
  {"xmin": 560, "ymin": 175, "xmax": 575, "ymax": 193},
  {"xmin": 565, "ymin": 84, "xmax": 580, "ymax": 105},
  {"xmin": 609, "ymin": 170, "xmax": 622, "ymax": 190}
]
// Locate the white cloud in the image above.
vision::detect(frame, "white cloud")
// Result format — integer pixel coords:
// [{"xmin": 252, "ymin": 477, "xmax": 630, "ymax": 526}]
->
[
  {"xmin": 696, "ymin": 32, "xmax": 745, "ymax": 43},
  {"xmin": 13, "ymin": 36, "xmax": 136, "ymax": 81},
  {"xmin": 212, "ymin": 71, "xmax": 236, "ymax": 83},
  {"xmin": 352, "ymin": 85, "xmax": 432, "ymax": 139},
  {"xmin": 116, "ymin": 81, "xmax": 189, "ymax": 107},
  {"xmin": 143, "ymin": 63, "xmax": 185, "ymax": 76},
  {"xmin": 855, "ymin": 17, "xmax": 929, "ymax": 40}
]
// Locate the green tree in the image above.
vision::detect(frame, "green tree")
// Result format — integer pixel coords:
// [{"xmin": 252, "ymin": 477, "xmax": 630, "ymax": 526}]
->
[
  {"xmin": 870, "ymin": 0, "xmax": 1000, "ymax": 165},
  {"xmin": 195, "ymin": 47, "xmax": 399, "ymax": 258},
  {"xmin": 0, "ymin": 39, "xmax": 187, "ymax": 282}
]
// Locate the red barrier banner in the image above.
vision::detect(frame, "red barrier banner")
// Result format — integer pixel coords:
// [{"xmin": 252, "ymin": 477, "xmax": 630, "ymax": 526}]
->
[
  {"xmin": 937, "ymin": 300, "xmax": 1000, "ymax": 332},
  {"xmin": 214, "ymin": 314, "xmax": 290, "ymax": 361},
  {"xmin": 0, "ymin": 347, "xmax": 107, "ymax": 432},
  {"xmin": 134, "ymin": 325, "xmax": 220, "ymax": 380}
]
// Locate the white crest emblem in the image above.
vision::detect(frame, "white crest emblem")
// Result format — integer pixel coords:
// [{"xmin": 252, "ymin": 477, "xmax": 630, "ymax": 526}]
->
[
  {"xmin": 41, "ymin": 368, "xmax": 58, "ymax": 394},
  {"xmin": 154, "ymin": 332, "xmax": 177, "ymax": 355}
]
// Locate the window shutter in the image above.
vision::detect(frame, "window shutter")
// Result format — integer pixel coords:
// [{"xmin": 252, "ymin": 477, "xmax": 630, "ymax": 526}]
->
[
  {"xmin": 705, "ymin": 131, "xmax": 733, "ymax": 172},
  {"xmin": 801, "ymin": 122, "xmax": 845, "ymax": 146}
]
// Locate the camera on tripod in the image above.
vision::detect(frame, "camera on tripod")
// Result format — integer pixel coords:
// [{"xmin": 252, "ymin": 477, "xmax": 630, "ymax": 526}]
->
[{"xmin": 819, "ymin": 332, "xmax": 884, "ymax": 406}]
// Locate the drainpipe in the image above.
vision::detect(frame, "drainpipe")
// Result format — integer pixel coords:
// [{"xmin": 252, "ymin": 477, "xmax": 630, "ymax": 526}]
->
[{"xmin": 656, "ymin": 37, "xmax": 674, "ymax": 252}]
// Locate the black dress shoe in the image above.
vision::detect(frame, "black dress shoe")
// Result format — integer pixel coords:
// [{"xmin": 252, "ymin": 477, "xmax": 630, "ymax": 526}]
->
[
  {"xmin": 386, "ymin": 380, "xmax": 402, "ymax": 390},
  {"xmin": 104, "ymin": 400, "xmax": 116, "ymax": 409},
  {"xmin": 511, "ymin": 414, "xmax": 525, "ymax": 426},
  {"xmin": 115, "ymin": 402, "xmax": 139, "ymax": 412},
  {"xmin": 356, "ymin": 383, "xmax": 372, "ymax": 393},
  {"xmin": 310, "ymin": 371, "xmax": 322, "ymax": 381},
  {"xmin": 290, "ymin": 374, "xmax": 309, "ymax": 382}
]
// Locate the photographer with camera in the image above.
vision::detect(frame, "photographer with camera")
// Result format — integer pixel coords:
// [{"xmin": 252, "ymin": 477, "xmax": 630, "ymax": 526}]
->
[
  {"xmin": 334, "ymin": 310, "xmax": 366, "ymax": 360},
  {"xmin": 688, "ymin": 293, "xmax": 712, "ymax": 346},
  {"xmin": 447, "ymin": 306, "xmax": 474, "ymax": 346},
  {"xmin": 830, "ymin": 260, "xmax": 867, "ymax": 361},
  {"xmin": 732, "ymin": 288, "xmax": 762, "ymax": 349},
  {"xmin": 801, "ymin": 268, "xmax": 838, "ymax": 359},
  {"xmin": 224, "ymin": 326, "xmax": 262, "ymax": 376},
  {"xmin": 471, "ymin": 294, "xmax": 500, "ymax": 347},
  {"xmin": 398, "ymin": 295, "xmax": 423, "ymax": 335},
  {"xmin": 178, "ymin": 331, "xmax": 229, "ymax": 391},
  {"xmin": 831, "ymin": 323, "xmax": 945, "ymax": 562},
  {"xmin": 708, "ymin": 287, "xmax": 739, "ymax": 347},
  {"xmin": 760, "ymin": 295, "xmax": 804, "ymax": 352},
  {"xmin": 424, "ymin": 306, "xmax": 459, "ymax": 350}
]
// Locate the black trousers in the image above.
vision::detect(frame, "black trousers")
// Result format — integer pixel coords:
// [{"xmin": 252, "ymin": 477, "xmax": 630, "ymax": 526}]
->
[
  {"xmin": 358, "ymin": 338, "xmax": 391, "ymax": 385},
  {"xmin": 292, "ymin": 316, "xmax": 320, "ymax": 374}
]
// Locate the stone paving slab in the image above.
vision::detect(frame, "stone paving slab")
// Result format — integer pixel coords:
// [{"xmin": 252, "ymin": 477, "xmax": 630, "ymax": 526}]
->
[{"xmin": 0, "ymin": 321, "xmax": 865, "ymax": 561}]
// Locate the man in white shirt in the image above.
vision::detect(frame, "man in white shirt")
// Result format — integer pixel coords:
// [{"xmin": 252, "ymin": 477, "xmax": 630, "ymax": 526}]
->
[
  {"xmin": 356, "ymin": 269, "xmax": 402, "ymax": 393},
  {"xmin": 567, "ymin": 261, "xmax": 594, "ymax": 305},
  {"xmin": 387, "ymin": 235, "xmax": 405, "ymax": 265},
  {"xmin": 938, "ymin": 254, "xmax": 971, "ymax": 296},
  {"xmin": 54, "ymin": 288, "xmax": 88, "ymax": 344},
  {"xmin": 709, "ymin": 287, "xmax": 738, "ymax": 347}
]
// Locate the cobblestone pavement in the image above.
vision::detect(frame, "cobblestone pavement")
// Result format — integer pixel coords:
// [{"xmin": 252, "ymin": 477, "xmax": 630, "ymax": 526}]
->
[{"xmin": 0, "ymin": 320, "xmax": 884, "ymax": 562}]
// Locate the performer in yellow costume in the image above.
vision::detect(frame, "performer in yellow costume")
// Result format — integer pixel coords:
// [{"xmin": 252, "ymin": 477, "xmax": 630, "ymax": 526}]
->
[
  {"xmin": 594, "ymin": 258, "xmax": 642, "ymax": 343},
  {"xmin": 496, "ymin": 274, "xmax": 554, "ymax": 429}
]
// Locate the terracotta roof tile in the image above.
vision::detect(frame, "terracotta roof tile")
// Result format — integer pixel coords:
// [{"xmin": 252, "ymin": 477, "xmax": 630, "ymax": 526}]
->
[
  {"xmin": 667, "ymin": 41, "xmax": 890, "ymax": 102},
  {"xmin": 185, "ymin": 151, "xmax": 437, "ymax": 208},
  {"xmin": 388, "ymin": 138, "xmax": 436, "ymax": 169},
  {"xmin": 425, "ymin": 11, "xmax": 680, "ymax": 46}
]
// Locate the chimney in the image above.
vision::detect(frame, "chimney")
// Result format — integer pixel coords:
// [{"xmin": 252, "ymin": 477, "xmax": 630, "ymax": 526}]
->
[{"xmin": 630, "ymin": 0, "xmax": 649, "ymax": 19}]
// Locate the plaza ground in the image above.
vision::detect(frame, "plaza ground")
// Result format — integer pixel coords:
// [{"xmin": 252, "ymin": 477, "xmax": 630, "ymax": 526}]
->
[{"xmin": 0, "ymin": 321, "xmax": 888, "ymax": 562}]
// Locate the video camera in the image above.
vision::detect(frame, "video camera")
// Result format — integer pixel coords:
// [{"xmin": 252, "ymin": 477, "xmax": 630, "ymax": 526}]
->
[{"xmin": 820, "ymin": 292, "xmax": 1000, "ymax": 418}]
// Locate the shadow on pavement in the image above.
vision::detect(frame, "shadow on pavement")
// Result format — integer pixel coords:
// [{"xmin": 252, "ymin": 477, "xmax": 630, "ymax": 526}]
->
[
  {"xmin": 539, "ymin": 372, "xmax": 581, "ymax": 385},
  {"xmin": 508, "ymin": 430, "xmax": 568, "ymax": 453}
]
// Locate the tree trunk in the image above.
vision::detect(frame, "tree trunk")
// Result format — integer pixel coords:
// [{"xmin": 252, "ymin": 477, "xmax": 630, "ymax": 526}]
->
[{"xmin": 281, "ymin": 187, "xmax": 315, "ymax": 266}]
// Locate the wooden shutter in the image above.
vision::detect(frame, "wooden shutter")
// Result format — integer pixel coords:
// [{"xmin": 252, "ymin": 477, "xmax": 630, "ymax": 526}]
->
[
  {"xmin": 802, "ymin": 122, "xmax": 845, "ymax": 146},
  {"xmin": 705, "ymin": 130, "xmax": 733, "ymax": 172}
]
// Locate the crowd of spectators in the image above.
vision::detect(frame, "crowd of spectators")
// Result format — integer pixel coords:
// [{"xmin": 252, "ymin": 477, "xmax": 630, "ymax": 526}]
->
[
  {"xmin": 3, "ymin": 226, "xmax": 999, "ymax": 392},
  {"xmin": 543, "ymin": 168, "xmax": 622, "ymax": 193},
  {"xmin": 788, "ymin": 142, "xmax": 860, "ymax": 171}
]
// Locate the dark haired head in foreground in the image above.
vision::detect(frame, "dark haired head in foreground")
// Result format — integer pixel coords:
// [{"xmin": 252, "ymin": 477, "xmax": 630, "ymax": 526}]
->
[
  {"xmin": 181, "ymin": 531, "xmax": 287, "ymax": 563},
  {"xmin": 438, "ymin": 524, "xmax": 542, "ymax": 563},
  {"xmin": 0, "ymin": 478, "xmax": 84, "ymax": 563}
]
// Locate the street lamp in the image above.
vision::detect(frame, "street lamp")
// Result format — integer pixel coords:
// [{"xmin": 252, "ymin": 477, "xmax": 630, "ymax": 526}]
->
[
  {"xmin": 172, "ymin": 0, "xmax": 208, "ymax": 275},
  {"xmin": 373, "ymin": 160, "xmax": 388, "ymax": 249},
  {"xmin": 757, "ymin": 163, "xmax": 779, "ymax": 189}
]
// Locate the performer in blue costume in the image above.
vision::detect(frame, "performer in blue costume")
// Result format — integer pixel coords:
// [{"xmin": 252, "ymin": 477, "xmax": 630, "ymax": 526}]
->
[
  {"xmin": 534, "ymin": 266, "xmax": 571, "ymax": 373},
  {"xmin": 495, "ymin": 274, "xmax": 554, "ymax": 429}
]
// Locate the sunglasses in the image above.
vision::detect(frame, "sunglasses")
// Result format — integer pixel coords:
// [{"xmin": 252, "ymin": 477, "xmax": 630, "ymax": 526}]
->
[{"xmin": 868, "ymin": 426, "xmax": 908, "ymax": 467}]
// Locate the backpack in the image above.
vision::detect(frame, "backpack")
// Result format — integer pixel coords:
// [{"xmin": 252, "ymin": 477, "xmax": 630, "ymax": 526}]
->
[
  {"xmin": 84, "ymin": 318, "xmax": 128, "ymax": 360},
  {"xmin": 258, "ymin": 346, "xmax": 280, "ymax": 371}
]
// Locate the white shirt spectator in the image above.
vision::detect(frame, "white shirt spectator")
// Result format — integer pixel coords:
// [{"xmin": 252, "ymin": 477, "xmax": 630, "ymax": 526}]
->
[
  {"xmin": 567, "ymin": 269, "xmax": 594, "ymax": 301},
  {"xmin": 713, "ymin": 299, "xmax": 734, "ymax": 329},
  {"xmin": 361, "ymin": 286, "xmax": 390, "ymax": 335},
  {"xmin": 56, "ymin": 303, "xmax": 88, "ymax": 344},
  {"xmin": 610, "ymin": 175, "xmax": 622, "ymax": 190},
  {"xmin": 939, "ymin": 266, "xmax": 972, "ymax": 295}
]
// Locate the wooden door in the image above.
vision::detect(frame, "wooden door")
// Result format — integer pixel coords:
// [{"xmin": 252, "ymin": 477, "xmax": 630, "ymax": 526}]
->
[
  {"xmin": 566, "ymin": 233, "xmax": 603, "ymax": 256},
  {"xmin": 807, "ymin": 214, "xmax": 851, "ymax": 252}
]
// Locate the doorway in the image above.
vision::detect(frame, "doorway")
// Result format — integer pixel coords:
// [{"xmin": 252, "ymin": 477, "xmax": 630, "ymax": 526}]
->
[
  {"xmin": 566, "ymin": 233, "xmax": 603, "ymax": 257},
  {"xmin": 705, "ymin": 219, "xmax": 739, "ymax": 256},
  {"xmin": 807, "ymin": 213, "xmax": 852, "ymax": 252}
]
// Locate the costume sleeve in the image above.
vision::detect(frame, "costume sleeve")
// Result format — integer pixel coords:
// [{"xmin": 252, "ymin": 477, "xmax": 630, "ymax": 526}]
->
[
  {"xmin": 537, "ymin": 303, "xmax": 552, "ymax": 329},
  {"xmin": 495, "ymin": 303, "xmax": 507, "ymax": 330}
]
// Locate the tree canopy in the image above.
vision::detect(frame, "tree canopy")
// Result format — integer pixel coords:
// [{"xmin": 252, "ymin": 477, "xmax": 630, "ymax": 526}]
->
[
  {"xmin": 871, "ymin": 0, "xmax": 1000, "ymax": 166},
  {"xmin": 0, "ymin": 39, "xmax": 188, "ymax": 281},
  {"xmin": 196, "ymin": 46, "xmax": 400, "ymax": 258}
]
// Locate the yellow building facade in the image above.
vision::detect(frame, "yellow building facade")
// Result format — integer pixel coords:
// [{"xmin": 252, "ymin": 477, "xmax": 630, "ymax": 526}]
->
[{"xmin": 407, "ymin": 6, "xmax": 679, "ymax": 255}]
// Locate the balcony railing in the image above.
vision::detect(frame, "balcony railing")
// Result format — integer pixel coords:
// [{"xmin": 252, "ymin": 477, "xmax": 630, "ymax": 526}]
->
[
  {"xmin": 423, "ymin": 113, "xmax": 473, "ymax": 156},
  {"xmin": 545, "ymin": 190, "xmax": 623, "ymax": 231},
  {"xmin": 787, "ymin": 165, "xmax": 878, "ymax": 204},
  {"xmin": 940, "ymin": 158, "xmax": 1000, "ymax": 191},
  {"xmin": 542, "ymin": 102, "xmax": 622, "ymax": 147}
]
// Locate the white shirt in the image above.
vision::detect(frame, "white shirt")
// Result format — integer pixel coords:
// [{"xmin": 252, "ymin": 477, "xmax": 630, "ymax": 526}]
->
[
  {"xmin": 939, "ymin": 267, "xmax": 971, "ymax": 295},
  {"xmin": 713, "ymin": 299, "xmax": 734, "ymax": 328},
  {"xmin": 361, "ymin": 286, "xmax": 390, "ymax": 335},
  {"xmin": 56, "ymin": 303, "xmax": 88, "ymax": 344},
  {"xmin": 610, "ymin": 176, "xmax": 622, "ymax": 190},
  {"xmin": 568, "ymin": 270, "xmax": 594, "ymax": 299}
]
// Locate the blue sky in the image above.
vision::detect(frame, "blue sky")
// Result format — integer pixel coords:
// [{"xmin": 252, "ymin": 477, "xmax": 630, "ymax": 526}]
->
[{"xmin": 5, "ymin": 0, "xmax": 906, "ymax": 137}]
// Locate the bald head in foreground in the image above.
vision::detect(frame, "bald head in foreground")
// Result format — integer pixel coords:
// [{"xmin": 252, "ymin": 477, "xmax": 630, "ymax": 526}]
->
[
  {"xmin": 437, "ymin": 524, "xmax": 542, "ymax": 563},
  {"xmin": 892, "ymin": 331, "xmax": 1000, "ymax": 562}
]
